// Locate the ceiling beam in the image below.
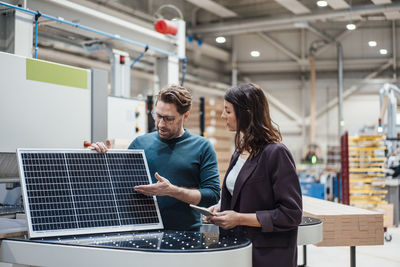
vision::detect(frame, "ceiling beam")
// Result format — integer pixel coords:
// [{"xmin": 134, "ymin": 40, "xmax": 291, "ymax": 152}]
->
[
  {"xmin": 77, "ymin": 0, "xmax": 154, "ymax": 24},
  {"xmin": 238, "ymin": 58, "xmax": 393, "ymax": 73},
  {"xmin": 314, "ymin": 21, "xmax": 364, "ymax": 56},
  {"xmin": 326, "ymin": 0, "xmax": 349, "ymax": 9},
  {"xmin": 202, "ymin": 23, "xmax": 297, "ymax": 36},
  {"xmin": 192, "ymin": 2, "xmax": 400, "ymax": 36},
  {"xmin": 384, "ymin": 11, "xmax": 400, "ymax": 20},
  {"xmin": 186, "ymin": 41, "xmax": 230, "ymax": 62},
  {"xmin": 274, "ymin": 0, "xmax": 310, "ymax": 15},
  {"xmin": 305, "ymin": 23, "xmax": 335, "ymax": 43},
  {"xmin": 256, "ymin": 33, "xmax": 301, "ymax": 63},
  {"xmin": 184, "ymin": 0, "xmax": 237, "ymax": 18},
  {"xmin": 371, "ymin": 0, "xmax": 391, "ymax": 4}
]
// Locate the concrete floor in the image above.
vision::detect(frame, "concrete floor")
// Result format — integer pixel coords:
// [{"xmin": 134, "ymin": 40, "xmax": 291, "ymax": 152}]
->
[{"xmin": 298, "ymin": 226, "xmax": 400, "ymax": 267}]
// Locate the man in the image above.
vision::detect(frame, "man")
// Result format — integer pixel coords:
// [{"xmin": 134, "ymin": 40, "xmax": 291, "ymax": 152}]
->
[{"xmin": 91, "ymin": 85, "xmax": 220, "ymax": 230}]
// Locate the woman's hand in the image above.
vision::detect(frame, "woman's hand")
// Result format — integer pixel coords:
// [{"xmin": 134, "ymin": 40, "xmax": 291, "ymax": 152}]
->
[
  {"xmin": 209, "ymin": 202, "xmax": 221, "ymax": 214},
  {"xmin": 210, "ymin": 210, "xmax": 241, "ymax": 230},
  {"xmin": 203, "ymin": 202, "xmax": 220, "ymax": 223}
]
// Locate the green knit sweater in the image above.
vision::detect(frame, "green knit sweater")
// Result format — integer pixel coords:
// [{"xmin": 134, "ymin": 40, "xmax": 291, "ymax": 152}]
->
[{"xmin": 128, "ymin": 130, "xmax": 220, "ymax": 230}]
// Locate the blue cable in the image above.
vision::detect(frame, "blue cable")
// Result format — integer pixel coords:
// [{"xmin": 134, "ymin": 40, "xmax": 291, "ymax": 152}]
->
[
  {"xmin": 34, "ymin": 11, "xmax": 41, "ymax": 59},
  {"xmin": 130, "ymin": 45, "xmax": 149, "ymax": 69},
  {"xmin": 181, "ymin": 58, "xmax": 187, "ymax": 86}
]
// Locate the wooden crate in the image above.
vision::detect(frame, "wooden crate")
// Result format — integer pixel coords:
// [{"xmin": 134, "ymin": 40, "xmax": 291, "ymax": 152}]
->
[
  {"xmin": 303, "ymin": 196, "xmax": 384, "ymax": 246},
  {"xmin": 374, "ymin": 203, "xmax": 394, "ymax": 228}
]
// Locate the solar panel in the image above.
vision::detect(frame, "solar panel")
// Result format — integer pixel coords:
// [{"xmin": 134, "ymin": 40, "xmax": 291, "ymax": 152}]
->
[{"xmin": 17, "ymin": 149, "xmax": 163, "ymax": 238}]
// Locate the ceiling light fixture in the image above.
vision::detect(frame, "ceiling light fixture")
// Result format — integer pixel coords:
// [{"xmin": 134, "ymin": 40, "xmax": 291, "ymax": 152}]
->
[
  {"xmin": 368, "ymin": 41, "xmax": 377, "ymax": 47},
  {"xmin": 346, "ymin": 0, "xmax": 356, "ymax": 31},
  {"xmin": 379, "ymin": 49, "xmax": 388, "ymax": 55},
  {"xmin": 346, "ymin": 23, "xmax": 356, "ymax": 30},
  {"xmin": 215, "ymin": 36, "xmax": 226, "ymax": 44},
  {"xmin": 250, "ymin": 51, "xmax": 260, "ymax": 57},
  {"xmin": 316, "ymin": 1, "xmax": 328, "ymax": 7}
]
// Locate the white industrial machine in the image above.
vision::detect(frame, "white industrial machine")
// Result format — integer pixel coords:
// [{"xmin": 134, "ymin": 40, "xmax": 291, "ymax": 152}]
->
[
  {"xmin": 377, "ymin": 83, "xmax": 400, "ymax": 155},
  {"xmin": 0, "ymin": 51, "xmax": 93, "ymax": 219}
]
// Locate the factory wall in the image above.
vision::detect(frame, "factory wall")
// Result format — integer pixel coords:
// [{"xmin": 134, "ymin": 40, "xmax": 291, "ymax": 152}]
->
[{"xmin": 254, "ymin": 78, "xmax": 382, "ymax": 164}]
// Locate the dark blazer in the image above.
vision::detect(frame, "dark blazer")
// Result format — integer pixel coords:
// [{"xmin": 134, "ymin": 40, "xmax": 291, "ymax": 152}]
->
[{"xmin": 220, "ymin": 143, "xmax": 302, "ymax": 267}]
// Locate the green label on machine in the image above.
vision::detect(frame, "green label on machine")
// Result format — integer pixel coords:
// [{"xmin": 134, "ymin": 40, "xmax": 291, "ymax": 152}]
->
[{"xmin": 26, "ymin": 58, "xmax": 88, "ymax": 89}]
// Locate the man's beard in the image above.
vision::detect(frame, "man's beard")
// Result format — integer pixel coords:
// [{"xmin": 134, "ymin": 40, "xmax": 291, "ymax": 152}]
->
[{"xmin": 157, "ymin": 122, "xmax": 182, "ymax": 140}]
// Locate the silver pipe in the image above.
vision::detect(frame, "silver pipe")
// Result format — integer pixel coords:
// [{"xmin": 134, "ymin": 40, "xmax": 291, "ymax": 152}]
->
[
  {"xmin": 337, "ymin": 42, "xmax": 344, "ymax": 139},
  {"xmin": 300, "ymin": 28, "xmax": 305, "ymax": 60},
  {"xmin": 393, "ymin": 21, "xmax": 397, "ymax": 80},
  {"xmin": 310, "ymin": 54, "xmax": 316, "ymax": 144},
  {"xmin": 232, "ymin": 36, "xmax": 237, "ymax": 87},
  {"xmin": 301, "ymin": 75, "xmax": 307, "ymax": 148}
]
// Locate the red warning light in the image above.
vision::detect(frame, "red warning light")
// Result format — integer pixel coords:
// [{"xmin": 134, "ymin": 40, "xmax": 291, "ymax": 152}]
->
[
  {"xmin": 120, "ymin": 55, "xmax": 125, "ymax": 64},
  {"xmin": 154, "ymin": 19, "xmax": 178, "ymax": 36}
]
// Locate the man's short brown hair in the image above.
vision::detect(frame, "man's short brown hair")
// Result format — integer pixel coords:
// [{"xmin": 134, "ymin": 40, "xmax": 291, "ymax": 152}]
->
[{"xmin": 156, "ymin": 85, "xmax": 192, "ymax": 114}]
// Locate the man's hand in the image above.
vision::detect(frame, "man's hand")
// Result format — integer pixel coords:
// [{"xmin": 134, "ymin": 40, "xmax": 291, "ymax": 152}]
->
[
  {"xmin": 135, "ymin": 173, "xmax": 202, "ymax": 205},
  {"xmin": 134, "ymin": 172, "xmax": 175, "ymax": 196},
  {"xmin": 88, "ymin": 141, "xmax": 110, "ymax": 153},
  {"xmin": 210, "ymin": 210, "xmax": 241, "ymax": 230}
]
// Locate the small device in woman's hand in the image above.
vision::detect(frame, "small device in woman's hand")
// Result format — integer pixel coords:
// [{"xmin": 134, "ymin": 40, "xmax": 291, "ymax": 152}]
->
[{"xmin": 190, "ymin": 204, "xmax": 216, "ymax": 216}]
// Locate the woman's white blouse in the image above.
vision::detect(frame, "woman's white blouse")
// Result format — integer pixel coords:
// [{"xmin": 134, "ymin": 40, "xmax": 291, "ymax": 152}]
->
[{"xmin": 225, "ymin": 156, "xmax": 247, "ymax": 195}]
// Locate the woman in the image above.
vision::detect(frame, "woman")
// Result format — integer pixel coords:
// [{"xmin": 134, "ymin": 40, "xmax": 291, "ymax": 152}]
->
[{"xmin": 207, "ymin": 83, "xmax": 302, "ymax": 267}]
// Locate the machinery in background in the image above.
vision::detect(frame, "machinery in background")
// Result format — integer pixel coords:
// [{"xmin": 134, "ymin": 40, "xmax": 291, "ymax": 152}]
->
[
  {"xmin": 0, "ymin": 153, "xmax": 23, "ymax": 218},
  {"xmin": 301, "ymin": 144, "xmax": 324, "ymax": 164},
  {"xmin": 377, "ymin": 83, "xmax": 400, "ymax": 155},
  {"xmin": 298, "ymin": 172, "xmax": 325, "ymax": 200},
  {"xmin": 0, "ymin": 52, "xmax": 92, "ymax": 153},
  {"xmin": 298, "ymin": 170, "xmax": 339, "ymax": 201},
  {"xmin": 0, "ymin": 52, "xmax": 93, "ymax": 218}
]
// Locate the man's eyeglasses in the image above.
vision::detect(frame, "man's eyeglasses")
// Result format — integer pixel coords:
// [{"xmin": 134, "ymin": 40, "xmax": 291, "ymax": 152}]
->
[{"xmin": 152, "ymin": 112, "xmax": 176, "ymax": 123}]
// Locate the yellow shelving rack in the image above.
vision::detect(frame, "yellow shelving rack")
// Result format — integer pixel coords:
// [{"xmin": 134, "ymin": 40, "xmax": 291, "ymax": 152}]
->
[{"xmin": 348, "ymin": 135, "xmax": 388, "ymax": 209}]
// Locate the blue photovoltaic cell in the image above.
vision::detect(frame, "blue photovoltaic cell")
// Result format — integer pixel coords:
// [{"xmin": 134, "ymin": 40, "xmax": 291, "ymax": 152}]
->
[{"xmin": 18, "ymin": 150, "xmax": 162, "ymax": 238}]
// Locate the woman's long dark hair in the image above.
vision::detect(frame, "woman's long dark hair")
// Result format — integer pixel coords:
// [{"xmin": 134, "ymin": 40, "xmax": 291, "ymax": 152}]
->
[{"xmin": 224, "ymin": 83, "xmax": 282, "ymax": 159}]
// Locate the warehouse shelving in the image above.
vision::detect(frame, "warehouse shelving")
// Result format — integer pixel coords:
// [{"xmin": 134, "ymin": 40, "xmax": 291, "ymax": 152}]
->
[{"xmin": 348, "ymin": 135, "xmax": 388, "ymax": 209}]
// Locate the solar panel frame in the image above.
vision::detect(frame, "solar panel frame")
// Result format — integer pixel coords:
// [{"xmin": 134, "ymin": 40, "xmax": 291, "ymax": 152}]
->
[{"xmin": 17, "ymin": 149, "xmax": 163, "ymax": 238}]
